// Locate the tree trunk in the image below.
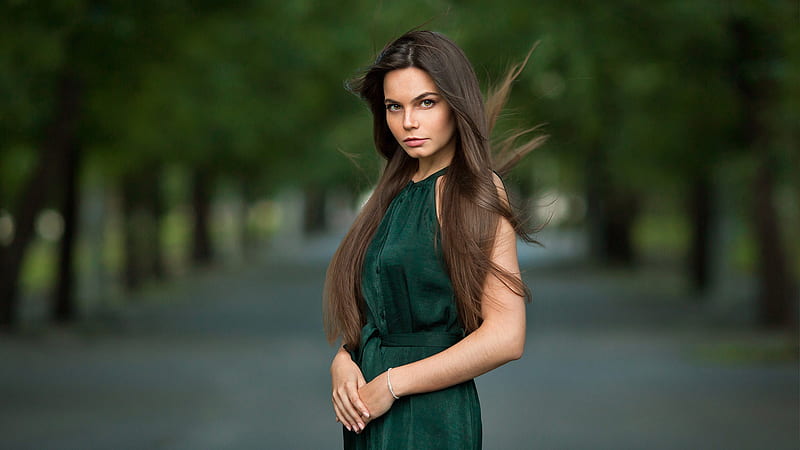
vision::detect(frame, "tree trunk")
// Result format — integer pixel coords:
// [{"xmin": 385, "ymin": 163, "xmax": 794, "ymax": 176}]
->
[
  {"xmin": 191, "ymin": 168, "xmax": 213, "ymax": 266},
  {"xmin": 730, "ymin": 16, "xmax": 797, "ymax": 328},
  {"xmin": 0, "ymin": 71, "xmax": 81, "ymax": 329},
  {"xmin": 0, "ymin": 160, "xmax": 49, "ymax": 327},
  {"xmin": 604, "ymin": 187, "xmax": 638, "ymax": 266},
  {"xmin": 585, "ymin": 147, "xmax": 607, "ymax": 262},
  {"xmin": 752, "ymin": 159, "xmax": 795, "ymax": 327},
  {"xmin": 121, "ymin": 174, "xmax": 142, "ymax": 291},
  {"xmin": 0, "ymin": 160, "xmax": 50, "ymax": 327},
  {"xmin": 687, "ymin": 174, "xmax": 714, "ymax": 294},
  {"xmin": 52, "ymin": 139, "xmax": 80, "ymax": 323},
  {"xmin": 121, "ymin": 166, "xmax": 167, "ymax": 290},
  {"xmin": 142, "ymin": 166, "xmax": 166, "ymax": 280},
  {"xmin": 584, "ymin": 147, "xmax": 638, "ymax": 266},
  {"xmin": 302, "ymin": 186, "xmax": 327, "ymax": 235},
  {"xmin": 239, "ymin": 178, "xmax": 256, "ymax": 261}
]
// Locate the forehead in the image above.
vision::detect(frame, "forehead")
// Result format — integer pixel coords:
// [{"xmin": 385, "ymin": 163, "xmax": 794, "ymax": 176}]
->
[{"xmin": 383, "ymin": 67, "xmax": 439, "ymax": 100}]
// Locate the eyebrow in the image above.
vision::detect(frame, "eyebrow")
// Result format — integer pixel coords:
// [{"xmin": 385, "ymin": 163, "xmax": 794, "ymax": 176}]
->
[{"xmin": 384, "ymin": 92, "xmax": 441, "ymax": 104}]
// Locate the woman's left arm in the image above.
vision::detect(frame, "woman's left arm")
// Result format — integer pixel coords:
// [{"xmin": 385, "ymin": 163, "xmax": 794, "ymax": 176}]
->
[{"xmin": 358, "ymin": 176, "xmax": 526, "ymax": 420}]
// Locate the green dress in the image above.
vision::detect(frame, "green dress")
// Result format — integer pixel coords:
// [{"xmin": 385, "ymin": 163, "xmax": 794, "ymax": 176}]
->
[{"xmin": 344, "ymin": 167, "xmax": 482, "ymax": 449}]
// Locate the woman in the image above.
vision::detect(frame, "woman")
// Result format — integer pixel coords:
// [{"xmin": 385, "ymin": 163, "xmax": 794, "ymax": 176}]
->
[{"xmin": 323, "ymin": 30, "xmax": 544, "ymax": 449}]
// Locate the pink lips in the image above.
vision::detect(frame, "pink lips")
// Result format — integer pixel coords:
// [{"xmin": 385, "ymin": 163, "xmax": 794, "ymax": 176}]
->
[{"xmin": 404, "ymin": 138, "xmax": 427, "ymax": 147}]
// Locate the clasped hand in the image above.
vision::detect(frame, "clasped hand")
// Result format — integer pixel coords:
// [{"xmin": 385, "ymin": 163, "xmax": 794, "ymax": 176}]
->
[{"xmin": 331, "ymin": 352, "xmax": 396, "ymax": 433}]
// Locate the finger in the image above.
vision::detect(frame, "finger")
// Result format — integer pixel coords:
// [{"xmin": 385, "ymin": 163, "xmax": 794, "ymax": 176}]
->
[
  {"xmin": 332, "ymin": 402, "xmax": 348, "ymax": 429},
  {"xmin": 334, "ymin": 395, "xmax": 357, "ymax": 432},
  {"xmin": 334, "ymin": 402, "xmax": 358, "ymax": 433},
  {"xmin": 334, "ymin": 390, "xmax": 359, "ymax": 432},
  {"xmin": 333, "ymin": 393, "xmax": 353, "ymax": 431},
  {"xmin": 341, "ymin": 384, "xmax": 366, "ymax": 431},
  {"xmin": 347, "ymin": 382, "xmax": 370, "ymax": 419}
]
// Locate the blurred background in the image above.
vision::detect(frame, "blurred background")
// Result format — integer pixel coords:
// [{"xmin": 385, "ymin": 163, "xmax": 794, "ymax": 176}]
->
[{"xmin": 0, "ymin": 1, "xmax": 797, "ymax": 449}]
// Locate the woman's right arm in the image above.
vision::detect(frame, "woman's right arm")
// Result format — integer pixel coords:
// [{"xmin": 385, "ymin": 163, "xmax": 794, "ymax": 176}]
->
[{"xmin": 331, "ymin": 345, "xmax": 370, "ymax": 433}]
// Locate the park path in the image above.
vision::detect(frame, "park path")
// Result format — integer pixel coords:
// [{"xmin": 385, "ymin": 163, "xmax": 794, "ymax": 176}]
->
[{"xmin": 0, "ymin": 233, "xmax": 797, "ymax": 449}]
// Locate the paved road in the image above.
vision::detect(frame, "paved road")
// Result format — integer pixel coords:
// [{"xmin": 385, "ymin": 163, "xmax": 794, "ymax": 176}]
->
[{"xmin": 1, "ymin": 238, "xmax": 797, "ymax": 449}]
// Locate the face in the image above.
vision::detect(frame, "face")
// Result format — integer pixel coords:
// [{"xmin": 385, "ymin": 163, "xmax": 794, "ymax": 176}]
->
[{"xmin": 383, "ymin": 67, "xmax": 456, "ymax": 166}]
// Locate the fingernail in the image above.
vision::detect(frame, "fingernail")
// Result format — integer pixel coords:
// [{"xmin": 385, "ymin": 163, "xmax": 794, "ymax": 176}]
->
[
  {"xmin": 346, "ymin": 425, "xmax": 351, "ymax": 432},
  {"xmin": 358, "ymin": 422, "xmax": 364, "ymax": 431},
  {"xmin": 362, "ymin": 411, "xmax": 370, "ymax": 418}
]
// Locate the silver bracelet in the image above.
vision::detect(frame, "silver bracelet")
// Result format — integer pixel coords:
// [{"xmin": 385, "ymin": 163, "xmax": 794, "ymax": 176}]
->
[{"xmin": 386, "ymin": 367, "xmax": 400, "ymax": 400}]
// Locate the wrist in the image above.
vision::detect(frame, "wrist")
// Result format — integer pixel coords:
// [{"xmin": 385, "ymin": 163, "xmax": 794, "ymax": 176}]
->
[
  {"xmin": 386, "ymin": 366, "xmax": 412, "ymax": 398},
  {"xmin": 386, "ymin": 368, "xmax": 400, "ymax": 400},
  {"xmin": 331, "ymin": 347, "xmax": 351, "ymax": 370}
]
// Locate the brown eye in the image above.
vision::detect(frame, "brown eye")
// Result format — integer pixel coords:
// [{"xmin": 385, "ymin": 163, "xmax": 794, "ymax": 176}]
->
[
  {"xmin": 420, "ymin": 99, "xmax": 435, "ymax": 108},
  {"xmin": 386, "ymin": 104, "xmax": 401, "ymax": 112}
]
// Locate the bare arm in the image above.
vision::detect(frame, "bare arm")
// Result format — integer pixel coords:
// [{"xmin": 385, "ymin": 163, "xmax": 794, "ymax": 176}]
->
[{"xmin": 357, "ymin": 174, "xmax": 526, "ymax": 418}]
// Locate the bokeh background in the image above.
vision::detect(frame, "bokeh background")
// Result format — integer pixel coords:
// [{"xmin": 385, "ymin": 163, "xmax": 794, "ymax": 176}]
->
[{"xmin": 1, "ymin": 1, "xmax": 798, "ymax": 449}]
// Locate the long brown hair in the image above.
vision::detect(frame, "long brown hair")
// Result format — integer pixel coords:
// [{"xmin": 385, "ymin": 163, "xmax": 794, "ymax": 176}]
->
[{"xmin": 324, "ymin": 30, "xmax": 545, "ymax": 349}]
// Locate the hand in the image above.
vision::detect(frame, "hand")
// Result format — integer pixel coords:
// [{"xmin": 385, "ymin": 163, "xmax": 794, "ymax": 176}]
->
[
  {"xmin": 331, "ymin": 348, "xmax": 370, "ymax": 433},
  {"xmin": 357, "ymin": 371, "xmax": 396, "ymax": 422}
]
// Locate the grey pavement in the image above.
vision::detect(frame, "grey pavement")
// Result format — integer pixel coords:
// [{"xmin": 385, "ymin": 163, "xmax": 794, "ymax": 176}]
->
[{"xmin": 0, "ymin": 235, "xmax": 797, "ymax": 449}]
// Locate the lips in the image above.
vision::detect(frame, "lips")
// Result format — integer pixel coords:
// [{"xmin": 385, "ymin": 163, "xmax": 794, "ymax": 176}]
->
[{"xmin": 403, "ymin": 137, "xmax": 428, "ymax": 147}]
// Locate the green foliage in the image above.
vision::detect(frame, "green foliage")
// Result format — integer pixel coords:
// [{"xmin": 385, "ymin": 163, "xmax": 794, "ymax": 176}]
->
[{"xmin": 0, "ymin": 0, "xmax": 796, "ymax": 211}]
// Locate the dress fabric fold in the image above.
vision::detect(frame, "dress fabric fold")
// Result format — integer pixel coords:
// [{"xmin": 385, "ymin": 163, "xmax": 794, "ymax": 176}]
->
[{"xmin": 344, "ymin": 167, "xmax": 482, "ymax": 450}]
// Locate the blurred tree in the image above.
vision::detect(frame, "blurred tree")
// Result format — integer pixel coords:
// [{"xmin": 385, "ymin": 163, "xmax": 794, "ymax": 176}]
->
[
  {"xmin": 0, "ymin": 2, "xmax": 84, "ymax": 326},
  {"xmin": 0, "ymin": 0, "xmax": 248, "ymax": 326},
  {"xmin": 459, "ymin": 0, "xmax": 796, "ymax": 326},
  {"xmin": 727, "ymin": 3, "xmax": 797, "ymax": 327},
  {"xmin": 1, "ymin": 0, "xmax": 795, "ymax": 330}
]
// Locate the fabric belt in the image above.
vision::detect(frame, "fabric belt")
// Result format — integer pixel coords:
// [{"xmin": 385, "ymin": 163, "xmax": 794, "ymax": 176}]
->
[{"xmin": 381, "ymin": 331, "xmax": 463, "ymax": 348}]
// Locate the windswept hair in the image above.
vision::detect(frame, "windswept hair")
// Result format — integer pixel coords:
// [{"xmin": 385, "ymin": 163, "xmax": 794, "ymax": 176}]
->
[{"xmin": 324, "ymin": 30, "xmax": 546, "ymax": 349}]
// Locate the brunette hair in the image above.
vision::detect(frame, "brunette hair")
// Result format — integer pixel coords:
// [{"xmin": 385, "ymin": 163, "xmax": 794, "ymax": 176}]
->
[{"xmin": 324, "ymin": 30, "xmax": 545, "ymax": 349}]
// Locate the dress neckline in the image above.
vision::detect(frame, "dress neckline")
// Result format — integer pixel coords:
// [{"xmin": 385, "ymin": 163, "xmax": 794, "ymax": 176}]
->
[{"xmin": 408, "ymin": 166, "xmax": 449, "ymax": 186}]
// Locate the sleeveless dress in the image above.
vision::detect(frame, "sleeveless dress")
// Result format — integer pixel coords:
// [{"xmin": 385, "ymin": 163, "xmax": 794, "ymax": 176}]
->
[{"xmin": 343, "ymin": 167, "xmax": 482, "ymax": 450}]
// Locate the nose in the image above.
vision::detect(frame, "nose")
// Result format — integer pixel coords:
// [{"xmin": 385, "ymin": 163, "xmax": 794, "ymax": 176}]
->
[{"xmin": 403, "ymin": 109, "xmax": 418, "ymax": 130}]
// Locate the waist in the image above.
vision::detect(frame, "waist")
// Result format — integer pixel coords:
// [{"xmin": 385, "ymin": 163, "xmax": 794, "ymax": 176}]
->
[{"xmin": 381, "ymin": 331, "xmax": 463, "ymax": 348}]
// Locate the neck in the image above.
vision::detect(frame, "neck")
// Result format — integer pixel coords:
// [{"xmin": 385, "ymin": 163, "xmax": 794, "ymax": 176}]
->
[{"xmin": 413, "ymin": 149, "xmax": 454, "ymax": 182}]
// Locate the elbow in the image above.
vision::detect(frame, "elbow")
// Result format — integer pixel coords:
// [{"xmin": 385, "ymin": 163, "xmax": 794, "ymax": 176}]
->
[
  {"xmin": 506, "ymin": 338, "xmax": 525, "ymax": 362},
  {"xmin": 483, "ymin": 318, "xmax": 526, "ymax": 363},
  {"xmin": 498, "ymin": 330, "xmax": 525, "ymax": 362},
  {"xmin": 506, "ymin": 321, "xmax": 526, "ymax": 361}
]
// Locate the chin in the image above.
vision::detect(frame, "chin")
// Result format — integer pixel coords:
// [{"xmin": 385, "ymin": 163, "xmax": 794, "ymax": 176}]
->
[
  {"xmin": 405, "ymin": 147, "xmax": 441, "ymax": 159},
  {"xmin": 402, "ymin": 149, "xmax": 426, "ymax": 159}
]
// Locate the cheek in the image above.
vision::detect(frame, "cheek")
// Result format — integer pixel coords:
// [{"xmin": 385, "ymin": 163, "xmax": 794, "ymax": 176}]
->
[
  {"xmin": 386, "ymin": 114, "xmax": 402, "ymax": 137},
  {"xmin": 436, "ymin": 112, "xmax": 456, "ymax": 138}
]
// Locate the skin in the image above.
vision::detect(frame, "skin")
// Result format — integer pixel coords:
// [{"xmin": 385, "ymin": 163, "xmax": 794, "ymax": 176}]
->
[
  {"xmin": 383, "ymin": 66, "xmax": 457, "ymax": 182},
  {"xmin": 330, "ymin": 66, "xmax": 526, "ymax": 433}
]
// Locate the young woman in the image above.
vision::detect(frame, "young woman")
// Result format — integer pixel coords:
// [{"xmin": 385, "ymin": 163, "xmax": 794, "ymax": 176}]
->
[{"xmin": 323, "ymin": 30, "xmax": 544, "ymax": 449}]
